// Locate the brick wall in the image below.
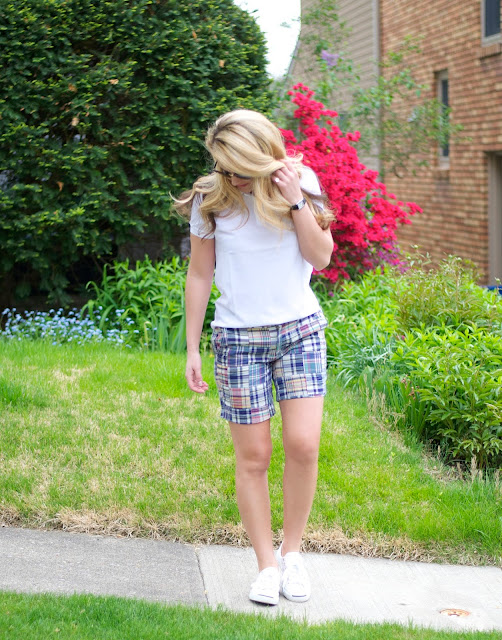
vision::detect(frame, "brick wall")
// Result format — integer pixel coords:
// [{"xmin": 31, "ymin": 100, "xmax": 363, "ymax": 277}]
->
[{"xmin": 380, "ymin": 0, "xmax": 502, "ymax": 281}]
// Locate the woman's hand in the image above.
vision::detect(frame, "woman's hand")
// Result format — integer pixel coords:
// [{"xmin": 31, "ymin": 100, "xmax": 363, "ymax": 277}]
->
[
  {"xmin": 272, "ymin": 158, "xmax": 303, "ymax": 206},
  {"xmin": 185, "ymin": 351, "xmax": 209, "ymax": 394}
]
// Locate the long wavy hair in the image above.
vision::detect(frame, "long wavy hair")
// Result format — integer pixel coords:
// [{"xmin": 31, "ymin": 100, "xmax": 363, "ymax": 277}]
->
[{"xmin": 173, "ymin": 109, "xmax": 334, "ymax": 235}]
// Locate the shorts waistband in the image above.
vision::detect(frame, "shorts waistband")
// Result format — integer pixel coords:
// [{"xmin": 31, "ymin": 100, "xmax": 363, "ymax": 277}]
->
[{"xmin": 212, "ymin": 310, "xmax": 327, "ymax": 336}]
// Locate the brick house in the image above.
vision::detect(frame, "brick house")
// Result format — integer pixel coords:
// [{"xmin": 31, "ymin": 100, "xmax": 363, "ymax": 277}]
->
[{"xmin": 290, "ymin": 1, "xmax": 502, "ymax": 284}]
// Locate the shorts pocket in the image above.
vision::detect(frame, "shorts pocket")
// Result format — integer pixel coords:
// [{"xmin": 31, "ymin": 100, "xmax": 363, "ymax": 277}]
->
[{"xmin": 304, "ymin": 311, "xmax": 328, "ymax": 336}]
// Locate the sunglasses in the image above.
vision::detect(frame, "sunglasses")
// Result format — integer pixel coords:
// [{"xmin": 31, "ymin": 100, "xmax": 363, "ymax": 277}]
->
[{"xmin": 213, "ymin": 164, "xmax": 252, "ymax": 180}]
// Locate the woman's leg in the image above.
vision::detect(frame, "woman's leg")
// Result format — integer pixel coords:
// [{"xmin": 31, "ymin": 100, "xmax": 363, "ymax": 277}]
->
[
  {"xmin": 229, "ymin": 420, "xmax": 278, "ymax": 572},
  {"xmin": 279, "ymin": 396, "xmax": 324, "ymax": 554}
]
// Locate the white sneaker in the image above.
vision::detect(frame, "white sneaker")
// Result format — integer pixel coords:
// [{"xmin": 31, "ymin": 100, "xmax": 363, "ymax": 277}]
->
[
  {"xmin": 275, "ymin": 543, "xmax": 311, "ymax": 603},
  {"xmin": 249, "ymin": 567, "xmax": 280, "ymax": 605}
]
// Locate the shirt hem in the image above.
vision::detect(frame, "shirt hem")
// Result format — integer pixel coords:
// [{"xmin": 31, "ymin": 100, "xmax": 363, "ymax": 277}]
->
[{"xmin": 210, "ymin": 305, "xmax": 323, "ymax": 329}]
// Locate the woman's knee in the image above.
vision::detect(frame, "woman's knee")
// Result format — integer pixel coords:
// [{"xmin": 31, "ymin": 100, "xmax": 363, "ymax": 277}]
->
[
  {"xmin": 284, "ymin": 435, "xmax": 319, "ymax": 466},
  {"xmin": 235, "ymin": 442, "xmax": 272, "ymax": 475},
  {"xmin": 230, "ymin": 421, "xmax": 272, "ymax": 475}
]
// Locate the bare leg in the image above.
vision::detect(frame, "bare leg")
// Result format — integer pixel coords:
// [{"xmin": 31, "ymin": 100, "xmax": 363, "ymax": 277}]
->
[
  {"xmin": 279, "ymin": 396, "xmax": 324, "ymax": 555},
  {"xmin": 229, "ymin": 420, "xmax": 278, "ymax": 571}
]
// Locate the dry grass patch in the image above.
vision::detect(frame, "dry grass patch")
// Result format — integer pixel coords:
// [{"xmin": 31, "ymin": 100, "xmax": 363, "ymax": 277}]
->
[{"xmin": 0, "ymin": 504, "xmax": 447, "ymax": 564}]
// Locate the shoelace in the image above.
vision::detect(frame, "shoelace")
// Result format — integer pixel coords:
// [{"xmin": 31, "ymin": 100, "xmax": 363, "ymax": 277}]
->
[
  {"xmin": 253, "ymin": 568, "xmax": 279, "ymax": 592},
  {"xmin": 283, "ymin": 557, "xmax": 307, "ymax": 592}
]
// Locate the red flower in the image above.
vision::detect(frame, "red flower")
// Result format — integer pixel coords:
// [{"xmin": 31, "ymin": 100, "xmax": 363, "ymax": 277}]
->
[{"xmin": 280, "ymin": 85, "xmax": 421, "ymax": 282}]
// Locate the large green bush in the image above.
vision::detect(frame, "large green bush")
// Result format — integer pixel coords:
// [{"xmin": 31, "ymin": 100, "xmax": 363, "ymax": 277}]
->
[
  {"xmin": 320, "ymin": 258, "xmax": 502, "ymax": 470},
  {"xmin": 393, "ymin": 326, "xmax": 502, "ymax": 468},
  {"xmin": 0, "ymin": 0, "xmax": 273, "ymax": 302}
]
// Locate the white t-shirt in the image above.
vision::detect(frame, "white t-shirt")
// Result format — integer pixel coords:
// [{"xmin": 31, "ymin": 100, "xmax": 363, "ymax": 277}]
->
[{"xmin": 190, "ymin": 167, "xmax": 324, "ymax": 328}]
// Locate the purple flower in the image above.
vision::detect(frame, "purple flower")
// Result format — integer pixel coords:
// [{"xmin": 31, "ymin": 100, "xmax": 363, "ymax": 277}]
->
[{"xmin": 321, "ymin": 50, "xmax": 340, "ymax": 68}]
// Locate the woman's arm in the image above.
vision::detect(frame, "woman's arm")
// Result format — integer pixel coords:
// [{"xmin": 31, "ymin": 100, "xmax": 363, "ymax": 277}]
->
[
  {"xmin": 273, "ymin": 159, "xmax": 334, "ymax": 270},
  {"xmin": 185, "ymin": 233, "xmax": 216, "ymax": 393},
  {"xmin": 290, "ymin": 207, "xmax": 334, "ymax": 271}
]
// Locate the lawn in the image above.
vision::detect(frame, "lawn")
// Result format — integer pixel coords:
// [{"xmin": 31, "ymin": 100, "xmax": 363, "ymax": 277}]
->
[
  {"xmin": 0, "ymin": 591, "xmax": 500, "ymax": 640},
  {"xmin": 0, "ymin": 340, "xmax": 501, "ymax": 565}
]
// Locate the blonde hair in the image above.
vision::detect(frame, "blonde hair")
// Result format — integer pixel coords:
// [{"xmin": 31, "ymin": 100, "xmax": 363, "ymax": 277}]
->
[{"xmin": 173, "ymin": 109, "xmax": 334, "ymax": 235}]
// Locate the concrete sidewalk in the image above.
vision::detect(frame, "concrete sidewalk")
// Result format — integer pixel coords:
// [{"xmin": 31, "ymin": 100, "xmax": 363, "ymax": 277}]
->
[{"xmin": 1, "ymin": 526, "xmax": 501, "ymax": 632}]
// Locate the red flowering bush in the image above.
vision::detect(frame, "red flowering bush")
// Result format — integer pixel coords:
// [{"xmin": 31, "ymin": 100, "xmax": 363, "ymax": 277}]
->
[{"xmin": 281, "ymin": 84, "xmax": 422, "ymax": 282}]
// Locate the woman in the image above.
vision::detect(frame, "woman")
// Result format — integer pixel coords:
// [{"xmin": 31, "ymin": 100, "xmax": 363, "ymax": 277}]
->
[{"xmin": 175, "ymin": 109, "xmax": 334, "ymax": 606}]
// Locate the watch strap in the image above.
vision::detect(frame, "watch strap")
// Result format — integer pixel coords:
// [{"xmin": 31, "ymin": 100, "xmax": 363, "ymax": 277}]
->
[{"xmin": 291, "ymin": 197, "xmax": 307, "ymax": 211}]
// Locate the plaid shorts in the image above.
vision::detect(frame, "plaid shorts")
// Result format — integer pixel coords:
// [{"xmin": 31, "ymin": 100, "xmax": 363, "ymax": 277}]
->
[{"xmin": 211, "ymin": 311, "xmax": 327, "ymax": 425}]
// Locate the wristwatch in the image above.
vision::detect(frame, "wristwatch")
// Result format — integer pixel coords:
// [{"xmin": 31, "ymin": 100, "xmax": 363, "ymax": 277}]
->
[{"xmin": 290, "ymin": 197, "xmax": 307, "ymax": 211}]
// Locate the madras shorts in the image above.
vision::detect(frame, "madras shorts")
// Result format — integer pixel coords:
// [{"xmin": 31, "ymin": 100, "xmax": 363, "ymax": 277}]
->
[{"xmin": 211, "ymin": 311, "xmax": 328, "ymax": 425}]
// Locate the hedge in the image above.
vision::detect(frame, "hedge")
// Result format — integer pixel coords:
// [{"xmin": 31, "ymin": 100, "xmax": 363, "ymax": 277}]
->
[{"xmin": 0, "ymin": 0, "xmax": 273, "ymax": 302}]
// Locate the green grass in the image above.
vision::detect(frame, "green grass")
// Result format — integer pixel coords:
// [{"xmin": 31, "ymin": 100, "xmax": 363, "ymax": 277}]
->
[
  {"xmin": 0, "ymin": 340, "xmax": 501, "ymax": 565},
  {"xmin": 0, "ymin": 591, "xmax": 500, "ymax": 640}
]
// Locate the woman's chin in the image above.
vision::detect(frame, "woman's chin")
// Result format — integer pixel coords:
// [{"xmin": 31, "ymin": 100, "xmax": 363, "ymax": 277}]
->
[{"xmin": 235, "ymin": 183, "xmax": 253, "ymax": 193}]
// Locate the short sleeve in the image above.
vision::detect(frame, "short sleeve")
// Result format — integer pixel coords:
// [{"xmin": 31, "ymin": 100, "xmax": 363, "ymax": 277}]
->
[
  {"xmin": 189, "ymin": 193, "xmax": 215, "ymax": 239},
  {"xmin": 300, "ymin": 166, "xmax": 324, "ymax": 208}
]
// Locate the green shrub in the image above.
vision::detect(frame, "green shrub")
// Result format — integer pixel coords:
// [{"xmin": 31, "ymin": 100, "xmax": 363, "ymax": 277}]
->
[
  {"xmin": 333, "ymin": 322, "xmax": 398, "ymax": 388},
  {"xmin": 83, "ymin": 256, "xmax": 218, "ymax": 352},
  {"xmin": 393, "ymin": 255, "xmax": 502, "ymax": 332},
  {"xmin": 0, "ymin": 0, "xmax": 273, "ymax": 302},
  {"xmin": 319, "ymin": 260, "xmax": 502, "ymax": 470},
  {"xmin": 393, "ymin": 326, "xmax": 502, "ymax": 469},
  {"xmin": 317, "ymin": 268, "xmax": 399, "ymax": 367},
  {"xmin": 370, "ymin": 370, "xmax": 430, "ymax": 445}
]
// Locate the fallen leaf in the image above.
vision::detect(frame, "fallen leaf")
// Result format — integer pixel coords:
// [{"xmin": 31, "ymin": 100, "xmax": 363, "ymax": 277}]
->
[
  {"xmin": 109, "ymin": 78, "xmax": 119, "ymax": 85},
  {"xmin": 68, "ymin": 83, "xmax": 77, "ymax": 92},
  {"xmin": 219, "ymin": 60, "xmax": 225, "ymax": 68},
  {"xmin": 57, "ymin": 182, "xmax": 64, "ymax": 191},
  {"xmin": 192, "ymin": 30, "xmax": 197, "ymax": 39},
  {"xmin": 71, "ymin": 117, "xmax": 79, "ymax": 126}
]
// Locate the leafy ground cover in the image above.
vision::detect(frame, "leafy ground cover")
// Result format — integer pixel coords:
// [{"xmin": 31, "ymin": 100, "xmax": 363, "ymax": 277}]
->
[
  {"xmin": 1, "ymin": 591, "xmax": 500, "ymax": 640},
  {"xmin": 318, "ymin": 257, "xmax": 502, "ymax": 471},
  {"xmin": 1, "ymin": 341, "xmax": 500, "ymax": 566}
]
